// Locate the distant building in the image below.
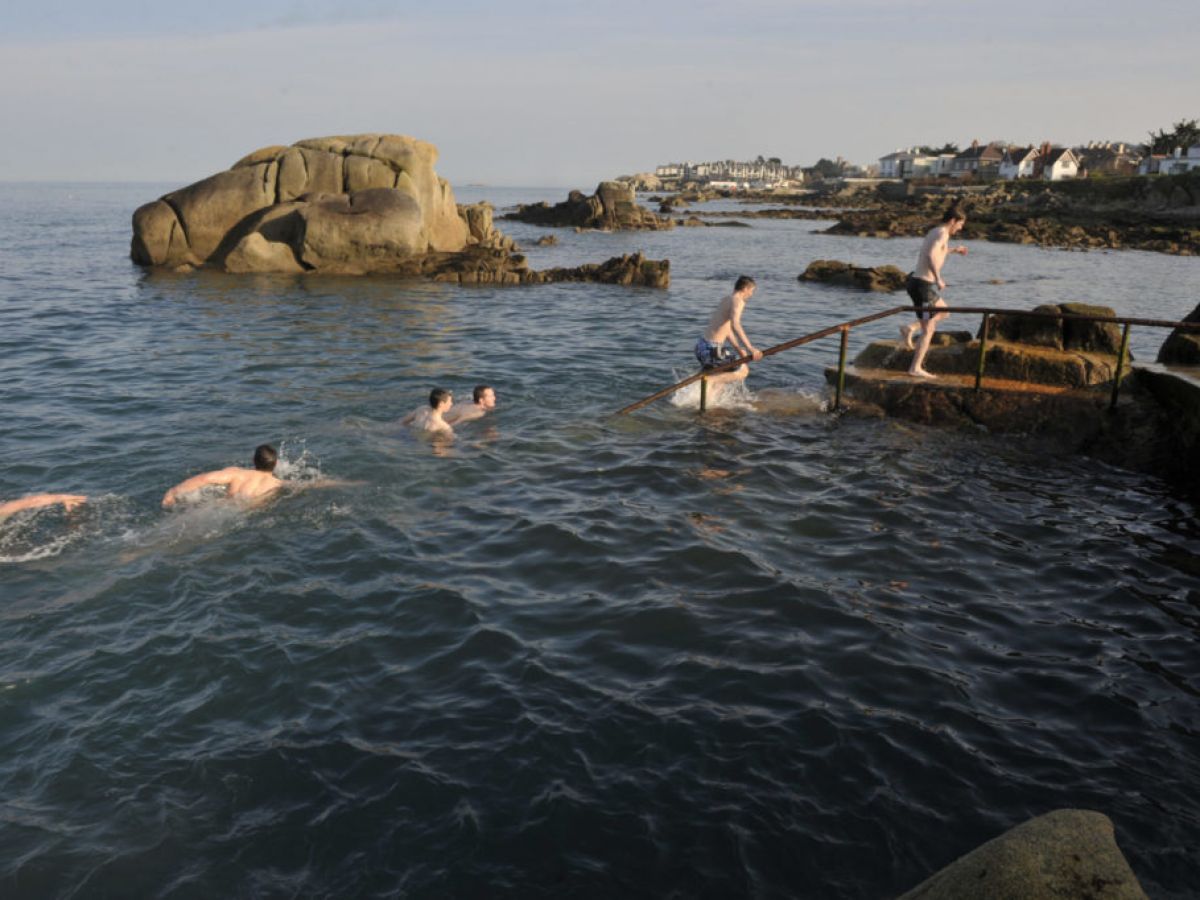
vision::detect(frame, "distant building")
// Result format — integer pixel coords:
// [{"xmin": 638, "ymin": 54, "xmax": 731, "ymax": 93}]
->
[
  {"xmin": 1075, "ymin": 142, "xmax": 1142, "ymax": 177},
  {"xmin": 1156, "ymin": 145, "xmax": 1200, "ymax": 175},
  {"xmin": 877, "ymin": 149, "xmax": 939, "ymax": 179},
  {"xmin": 1040, "ymin": 147, "xmax": 1080, "ymax": 181},
  {"xmin": 951, "ymin": 140, "xmax": 1006, "ymax": 178},
  {"xmin": 653, "ymin": 158, "xmax": 805, "ymax": 188},
  {"xmin": 999, "ymin": 146, "xmax": 1039, "ymax": 180}
]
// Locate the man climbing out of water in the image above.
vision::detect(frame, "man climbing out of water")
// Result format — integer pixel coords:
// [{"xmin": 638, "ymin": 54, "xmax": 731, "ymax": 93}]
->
[
  {"xmin": 443, "ymin": 384, "xmax": 496, "ymax": 426},
  {"xmin": 400, "ymin": 388, "xmax": 455, "ymax": 436},
  {"xmin": 162, "ymin": 444, "xmax": 283, "ymax": 507},
  {"xmin": 695, "ymin": 275, "xmax": 764, "ymax": 393},
  {"xmin": 0, "ymin": 493, "xmax": 88, "ymax": 521},
  {"xmin": 899, "ymin": 205, "xmax": 969, "ymax": 378}
]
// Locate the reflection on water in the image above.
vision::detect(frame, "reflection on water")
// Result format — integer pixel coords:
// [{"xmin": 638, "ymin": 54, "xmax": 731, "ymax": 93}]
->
[{"xmin": 1, "ymin": 183, "xmax": 1198, "ymax": 898}]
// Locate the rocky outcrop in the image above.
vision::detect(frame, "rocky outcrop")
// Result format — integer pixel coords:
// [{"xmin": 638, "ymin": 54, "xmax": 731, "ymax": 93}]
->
[
  {"xmin": 503, "ymin": 182, "xmax": 673, "ymax": 231},
  {"xmin": 132, "ymin": 134, "xmax": 469, "ymax": 273},
  {"xmin": 900, "ymin": 810, "xmax": 1148, "ymax": 899},
  {"xmin": 1157, "ymin": 301, "xmax": 1200, "ymax": 364},
  {"xmin": 423, "ymin": 250, "xmax": 668, "ymax": 288},
  {"xmin": 799, "ymin": 259, "xmax": 907, "ymax": 292},
  {"xmin": 130, "ymin": 135, "xmax": 668, "ymax": 286}
]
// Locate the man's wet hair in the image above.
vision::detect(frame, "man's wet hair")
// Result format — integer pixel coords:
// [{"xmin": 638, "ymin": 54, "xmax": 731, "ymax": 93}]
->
[
  {"xmin": 943, "ymin": 205, "xmax": 967, "ymax": 223},
  {"xmin": 734, "ymin": 275, "xmax": 756, "ymax": 292},
  {"xmin": 473, "ymin": 384, "xmax": 492, "ymax": 403},
  {"xmin": 253, "ymin": 444, "xmax": 278, "ymax": 472},
  {"xmin": 430, "ymin": 388, "xmax": 452, "ymax": 408}
]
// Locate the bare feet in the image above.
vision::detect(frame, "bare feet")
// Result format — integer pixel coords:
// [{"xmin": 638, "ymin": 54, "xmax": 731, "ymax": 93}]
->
[
  {"xmin": 899, "ymin": 325, "xmax": 915, "ymax": 351},
  {"xmin": 909, "ymin": 368, "xmax": 935, "ymax": 378}
]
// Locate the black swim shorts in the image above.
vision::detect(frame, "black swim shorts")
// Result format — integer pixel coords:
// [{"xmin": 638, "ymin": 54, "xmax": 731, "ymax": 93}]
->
[{"xmin": 905, "ymin": 274, "xmax": 941, "ymax": 320}]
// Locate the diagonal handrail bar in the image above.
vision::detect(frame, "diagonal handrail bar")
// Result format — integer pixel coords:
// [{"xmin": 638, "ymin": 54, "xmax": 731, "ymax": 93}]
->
[
  {"xmin": 613, "ymin": 304, "xmax": 1200, "ymax": 417},
  {"xmin": 613, "ymin": 306, "xmax": 908, "ymax": 416}
]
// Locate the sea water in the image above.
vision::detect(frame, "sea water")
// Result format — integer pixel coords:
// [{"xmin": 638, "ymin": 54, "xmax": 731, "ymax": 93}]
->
[{"xmin": 1, "ymin": 182, "xmax": 1198, "ymax": 897}]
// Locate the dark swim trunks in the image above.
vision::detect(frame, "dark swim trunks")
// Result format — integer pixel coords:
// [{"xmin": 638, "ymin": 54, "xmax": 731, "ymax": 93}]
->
[
  {"xmin": 695, "ymin": 337, "xmax": 734, "ymax": 370},
  {"xmin": 905, "ymin": 273, "xmax": 941, "ymax": 321}
]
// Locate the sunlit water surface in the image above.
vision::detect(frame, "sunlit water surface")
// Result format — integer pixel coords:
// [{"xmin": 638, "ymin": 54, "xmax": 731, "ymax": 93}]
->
[{"xmin": 1, "ymin": 183, "xmax": 1198, "ymax": 898}]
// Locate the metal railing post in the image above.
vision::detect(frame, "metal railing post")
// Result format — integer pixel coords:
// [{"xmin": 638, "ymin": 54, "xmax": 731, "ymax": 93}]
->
[
  {"xmin": 1109, "ymin": 323, "xmax": 1131, "ymax": 411},
  {"xmin": 975, "ymin": 313, "xmax": 990, "ymax": 393},
  {"xmin": 699, "ymin": 375, "xmax": 708, "ymax": 413},
  {"xmin": 835, "ymin": 325, "xmax": 849, "ymax": 411}
]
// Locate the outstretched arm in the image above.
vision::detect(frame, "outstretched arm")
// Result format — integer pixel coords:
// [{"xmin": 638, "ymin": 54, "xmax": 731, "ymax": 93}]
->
[
  {"xmin": 162, "ymin": 469, "xmax": 234, "ymax": 507},
  {"xmin": 730, "ymin": 299, "xmax": 763, "ymax": 361},
  {"xmin": 0, "ymin": 493, "xmax": 88, "ymax": 521}
]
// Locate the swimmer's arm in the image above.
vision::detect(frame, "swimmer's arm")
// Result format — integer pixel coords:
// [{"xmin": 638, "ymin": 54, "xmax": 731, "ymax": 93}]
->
[
  {"xmin": 162, "ymin": 469, "xmax": 235, "ymax": 507},
  {"xmin": 729, "ymin": 298, "xmax": 762, "ymax": 360},
  {"xmin": 0, "ymin": 493, "xmax": 88, "ymax": 520},
  {"xmin": 400, "ymin": 408, "xmax": 419, "ymax": 426}
]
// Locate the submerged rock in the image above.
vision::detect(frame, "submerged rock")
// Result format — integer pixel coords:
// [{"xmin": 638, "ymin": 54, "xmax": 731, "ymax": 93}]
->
[
  {"xmin": 799, "ymin": 259, "xmax": 907, "ymax": 292},
  {"xmin": 899, "ymin": 809, "xmax": 1148, "ymax": 899},
  {"xmin": 503, "ymin": 181, "xmax": 673, "ymax": 231}
]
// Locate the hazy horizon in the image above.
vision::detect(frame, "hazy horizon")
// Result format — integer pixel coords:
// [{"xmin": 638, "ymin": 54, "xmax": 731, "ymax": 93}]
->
[{"xmin": 2, "ymin": 1, "xmax": 1197, "ymax": 187}]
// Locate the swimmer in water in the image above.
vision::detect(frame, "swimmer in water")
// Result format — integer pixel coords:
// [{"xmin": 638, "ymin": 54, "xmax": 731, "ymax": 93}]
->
[
  {"xmin": 694, "ymin": 275, "xmax": 764, "ymax": 396},
  {"xmin": 162, "ymin": 444, "xmax": 283, "ymax": 508},
  {"xmin": 0, "ymin": 493, "xmax": 88, "ymax": 522},
  {"xmin": 400, "ymin": 388, "xmax": 455, "ymax": 436},
  {"xmin": 444, "ymin": 384, "xmax": 497, "ymax": 426}
]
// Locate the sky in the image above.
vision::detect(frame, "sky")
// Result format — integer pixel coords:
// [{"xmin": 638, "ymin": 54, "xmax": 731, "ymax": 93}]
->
[{"xmin": 2, "ymin": 0, "xmax": 1198, "ymax": 187}]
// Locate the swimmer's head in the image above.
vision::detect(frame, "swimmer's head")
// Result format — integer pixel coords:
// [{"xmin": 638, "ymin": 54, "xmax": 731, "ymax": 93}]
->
[
  {"xmin": 734, "ymin": 275, "xmax": 756, "ymax": 296},
  {"xmin": 429, "ymin": 388, "xmax": 452, "ymax": 410},
  {"xmin": 253, "ymin": 444, "xmax": 278, "ymax": 472},
  {"xmin": 474, "ymin": 384, "xmax": 496, "ymax": 408}
]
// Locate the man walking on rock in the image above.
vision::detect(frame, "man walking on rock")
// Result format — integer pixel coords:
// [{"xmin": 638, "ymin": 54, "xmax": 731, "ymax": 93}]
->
[{"xmin": 900, "ymin": 206, "xmax": 969, "ymax": 377}]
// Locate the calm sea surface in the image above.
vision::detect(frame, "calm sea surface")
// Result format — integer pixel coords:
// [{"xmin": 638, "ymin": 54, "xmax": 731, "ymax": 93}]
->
[{"xmin": 1, "ymin": 182, "xmax": 1198, "ymax": 898}]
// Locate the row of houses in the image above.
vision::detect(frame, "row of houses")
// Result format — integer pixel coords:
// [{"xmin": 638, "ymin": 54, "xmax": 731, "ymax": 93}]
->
[
  {"xmin": 654, "ymin": 159, "xmax": 806, "ymax": 188},
  {"xmin": 880, "ymin": 139, "xmax": 1200, "ymax": 181}
]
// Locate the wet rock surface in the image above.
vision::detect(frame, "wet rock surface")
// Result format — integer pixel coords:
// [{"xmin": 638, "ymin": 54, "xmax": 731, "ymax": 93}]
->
[
  {"xmin": 1157, "ymin": 300, "xmax": 1200, "ymax": 364},
  {"xmin": 899, "ymin": 809, "xmax": 1148, "ymax": 900}
]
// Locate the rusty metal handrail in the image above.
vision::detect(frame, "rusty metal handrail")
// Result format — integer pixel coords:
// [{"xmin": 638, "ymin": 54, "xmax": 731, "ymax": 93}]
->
[{"xmin": 613, "ymin": 306, "xmax": 1200, "ymax": 417}]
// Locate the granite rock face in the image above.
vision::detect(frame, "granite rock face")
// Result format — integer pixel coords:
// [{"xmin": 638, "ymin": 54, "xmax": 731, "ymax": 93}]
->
[
  {"xmin": 131, "ymin": 134, "xmax": 469, "ymax": 273},
  {"xmin": 1157, "ymin": 301, "xmax": 1200, "ymax": 364},
  {"xmin": 899, "ymin": 809, "xmax": 1148, "ymax": 899},
  {"xmin": 799, "ymin": 259, "xmax": 907, "ymax": 292},
  {"xmin": 503, "ymin": 181, "xmax": 673, "ymax": 231}
]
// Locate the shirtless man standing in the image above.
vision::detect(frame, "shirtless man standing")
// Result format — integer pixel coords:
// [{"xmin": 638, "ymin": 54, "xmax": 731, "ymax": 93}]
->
[
  {"xmin": 162, "ymin": 444, "xmax": 283, "ymax": 507},
  {"xmin": 400, "ymin": 388, "xmax": 455, "ymax": 436},
  {"xmin": 899, "ymin": 206, "xmax": 969, "ymax": 378},
  {"xmin": 0, "ymin": 493, "xmax": 88, "ymax": 521},
  {"xmin": 444, "ymin": 385, "xmax": 496, "ymax": 426},
  {"xmin": 694, "ymin": 275, "xmax": 764, "ymax": 392}
]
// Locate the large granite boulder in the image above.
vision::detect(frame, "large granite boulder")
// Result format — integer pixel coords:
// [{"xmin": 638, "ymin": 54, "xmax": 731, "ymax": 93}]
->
[
  {"xmin": 1157, "ymin": 301, "xmax": 1200, "ymax": 364},
  {"xmin": 799, "ymin": 259, "xmax": 907, "ymax": 292},
  {"xmin": 131, "ymin": 134, "xmax": 469, "ymax": 273},
  {"xmin": 503, "ymin": 181, "xmax": 673, "ymax": 231},
  {"xmin": 900, "ymin": 809, "xmax": 1147, "ymax": 899}
]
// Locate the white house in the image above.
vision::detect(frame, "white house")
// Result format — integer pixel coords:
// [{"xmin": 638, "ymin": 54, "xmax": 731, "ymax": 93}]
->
[
  {"xmin": 1157, "ymin": 145, "xmax": 1200, "ymax": 175},
  {"xmin": 1041, "ymin": 147, "xmax": 1079, "ymax": 181},
  {"xmin": 999, "ymin": 146, "xmax": 1039, "ymax": 180},
  {"xmin": 878, "ymin": 149, "xmax": 940, "ymax": 179}
]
